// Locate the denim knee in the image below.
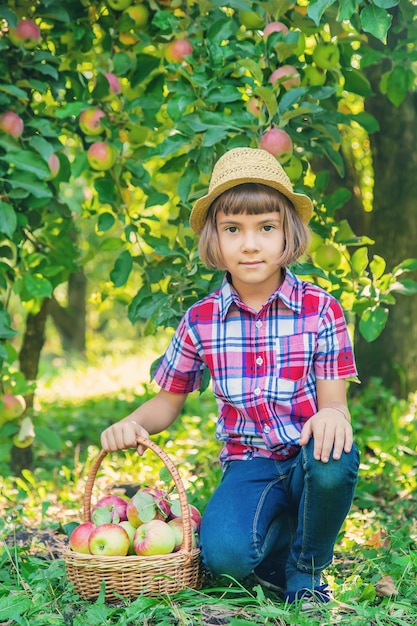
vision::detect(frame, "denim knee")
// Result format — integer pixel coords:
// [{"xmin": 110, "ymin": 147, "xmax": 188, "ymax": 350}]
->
[
  {"xmin": 200, "ymin": 517, "xmax": 255, "ymax": 579},
  {"xmin": 302, "ymin": 440, "xmax": 360, "ymax": 491}
]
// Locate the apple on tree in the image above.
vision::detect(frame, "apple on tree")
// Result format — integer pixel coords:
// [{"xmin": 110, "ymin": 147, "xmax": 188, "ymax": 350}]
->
[
  {"xmin": 263, "ymin": 21, "xmax": 288, "ymax": 40},
  {"xmin": 106, "ymin": 0, "xmax": 132, "ymax": 10},
  {"xmin": 314, "ymin": 244, "xmax": 342, "ymax": 271},
  {"xmin": 0, "ymin": 112, "xmax": 24, "ymax": 138},
  {"xmin": 259, "ymin": 128, "xmax": 293, "ymax": 163},
  {"xmin": 47, "ymin": 154, "xmax": 60, "ymax": 180},
  {"xmin": 89, "ymin": 523, "xmax": 130, "ymax": 556},
  {"xmin": 302, "ymin": 66, "xmax": 327, "ymax": 87},
  {"xmin": 133, "ymin": 519, "xmax": 176, "ymax": 556},
  {"xmin": 123, "ymin": 4, "xmax": 149, "ymax": 29},
  {"xmin": 104, "ymin": 72, "xmax": 122, "ymax": 95},
  {"xmin": 69, "ymin": 522, "xmax": 95, "ymax": 554},
  {"xmin": 269, "ymin": 65, "xmax": 300, "ymax": 90},
  {"xmin": 79, "ymin": 108, "xmax": 106, "ymax": 136},
  {"xmin": 0, "ymin": 393, "xmax": 26, "ymax": 423},
  {"xmin": 312, "ymin": 43, "xmax": 340, "ymax": 70},
  {"xmin": 238, "ymin": 10, "xmax": 264, "ymax": 30},
  {"xmin": 9, "ymin": 19, "xmax": 41, "ymax": 49},
  {"xmin": 87, "ymin": 142, "xmax": 117, "ymax": 171},
  {"xmin": 164, "ymin": 39, "xmax": 193, "ymax": 63}
]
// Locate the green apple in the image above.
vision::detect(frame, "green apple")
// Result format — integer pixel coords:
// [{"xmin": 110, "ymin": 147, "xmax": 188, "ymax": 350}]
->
[
  {"xmin": 302, "ymin": 65, "xmax": 327, "ymax": 86},
  {"xmin": 106, "ymin": 0, "xmax": 132, "ymax": 10},
  {"xmin": 123, "ymin": 4, "xmax": 149, "ymax": 28},
  {"xmin": 314, "ymin": 244, "xmax": 342, "ymax": 271},
  {"xmin": 313, "ymin": 43, "xmax": 340, "ymax": 70},
  {"xmin": 283, "ymin": 155, "xmax": 303, "ymax": 181}
]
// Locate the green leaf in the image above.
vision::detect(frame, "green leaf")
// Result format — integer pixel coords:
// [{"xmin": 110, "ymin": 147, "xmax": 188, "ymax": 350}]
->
[
  {"xmin": 238, "ymin": 59, "xmax": 264, "ymax": 84},
  {"xmin": 0, "ymin": 310, "xmax": 18, "ymax": 339},
  {"xmin": 0, "ymin": 595, "xmax": 32, "ymax": 621},
  {"xmin": 360, "ymin": 5, "xmax": 392, "ymax": 43},
  {"xmin": 359, "ymin": 307, "xmax": 389, "ymax": 342},
  {"xmin": 393, "ymin": 258, "xmax": 417, "ymax": 274},
  {"xmin": 92, "ymin": 506, "xmax": 112, "ymax": 526},
  {"xmin": 0, "ymin": 84, "xmax": 29, "ymax": 99},
  {"xmin": 24, "ymin": 274, "xmax": 53, "ymax": 298},
  {"xmin": 351, "ymin": 247, "xmax": 369, "ymax": 275},
  {"xmin": 132, "ymin": 491, "xmax": 156, "ymax": 522},
  {"xmin": 110, "ymin": 250, "xmax": 133, "ymax": 288},
  {"xmin": 307, "ymin": 0, "xmax": 337, "ymax": 25},
  {"xmin": 254, "ymin": 86, "xmax": 278, "ymax": 119},
  {"xmin": 207, "ymin": 16, "xmax": 238, "ymax": 43},
  {"xmin": 385, "ymin": 66, "xmax": 414, "ymax": 107},
  {"xmin": 390, "ymin": 279, "xmax": 417, "ymax": 295},
  {"xmin": 97, "ymin": 212, "xmax": 115, "ymax": 233},
  {"xmin": 342, "ymin": 68, "xmax": 373, "ymax": 97},
  {"xmin": 351, "ymin": 112, "xmax": 380, "ymax": 133},
  {"xmin": 373, "ymin": 0, "xmax": 399, "ymax": 7},
  {"xmin": 337, "ymin": 0, "xmax": 356, "ymax": 20},
  {"xmin": 8, "ymin": 173, "xmax": 52, "ymax": 199},
  {"xmin": 54, "ymin": 101, "xmax": 88, "ymax": 119},
  {"xmin": 1, "ymin": 150, "xmax": 50, "ymax": 179},
  {"xmin": 0, "ymin": 202, "xmax": 17, "ymax": 237},
  {"xmin": 370, "ymin": 255, "xmax": 386, "ymax": 280},
  {"xmin": 33, "ymin": 426, "xmax": 63, "ymax": 451}
]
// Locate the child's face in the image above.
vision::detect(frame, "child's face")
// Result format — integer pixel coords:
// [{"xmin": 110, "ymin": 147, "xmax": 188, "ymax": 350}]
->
[{"xmin": 216, "ymin": 208, "xmax": 285, "ymax": 298}]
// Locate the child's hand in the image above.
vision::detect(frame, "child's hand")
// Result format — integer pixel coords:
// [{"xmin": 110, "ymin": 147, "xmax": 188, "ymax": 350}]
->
[
  {"xmin": 101, "ymin": 420, "xmax": 150, "ymax": 455},
  {"xmin": 299, "ymin": 408, "xmax": 353, "ymax": 463}
]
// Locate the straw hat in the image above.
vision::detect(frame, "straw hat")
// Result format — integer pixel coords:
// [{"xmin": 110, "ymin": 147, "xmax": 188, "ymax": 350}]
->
[{"xmin": 189, "ymin": 147, "xmax": 314, "ymax": 234}]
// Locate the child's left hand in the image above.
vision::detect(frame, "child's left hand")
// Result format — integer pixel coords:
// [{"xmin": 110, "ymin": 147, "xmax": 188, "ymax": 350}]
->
[{"xmin": 299, "ymin": 408, "xmax": 353, "ymax": 463}]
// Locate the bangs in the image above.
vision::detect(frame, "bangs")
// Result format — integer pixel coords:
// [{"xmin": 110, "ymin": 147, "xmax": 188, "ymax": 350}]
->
[{"xmin": 211, "ymin": 183, "xmax": 294, "ymax": 217}]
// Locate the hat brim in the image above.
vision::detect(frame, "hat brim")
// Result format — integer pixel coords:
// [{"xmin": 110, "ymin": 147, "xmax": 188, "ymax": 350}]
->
[{"xmin": 189, "ymin": 176, "xmax": 313, "ymax": 234}]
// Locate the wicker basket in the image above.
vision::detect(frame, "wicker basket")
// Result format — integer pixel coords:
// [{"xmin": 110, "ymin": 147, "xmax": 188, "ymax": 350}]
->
[{"xmin": 63, "ymin": 436, "xmax": 203, "ymax": 602}]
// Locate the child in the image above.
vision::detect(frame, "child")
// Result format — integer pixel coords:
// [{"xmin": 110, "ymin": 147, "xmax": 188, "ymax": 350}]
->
[{"xmin": 101, "ymin": 147, "xmax": 360, "ymax": 608}]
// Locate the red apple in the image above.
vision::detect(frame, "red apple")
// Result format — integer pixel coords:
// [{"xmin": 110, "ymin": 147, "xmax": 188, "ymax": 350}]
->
[
  {"xmin": 87, "ymin": 142, "xmax": 117, "ymax": 170},
  {"xmin": 167, "ymin": 517, "xmax": 199, "ymax": 552},
  {"xmin": 88, "ymin": 523, "xmax": 130, "ymax": 556},
  {"xmin": 165, "ymin": 39, "xmax": 193, "ymax": 63},
  {"xmin": 0, "ymin": 393, "xmax": 26, "ymax": 422},
  {"xmin": 104, "ymin": 72, "xmax": 122, "ymax": 95},
  {"xmin": 119, "ymin": 520, "xmax": 137, "ymax": 555},
  {"xmin": 47, "ymin": 154, "xmax": 60, "ymax": 179},
  {"xmin": 263, "ymin": 21, "xmax": 288, "ymax": 40},
  {"xmin": 168, "ymin": 502, "xmax": 202, "ymax": 531},
  {"xmin": 0, "ymin": 112, "xmax": 24, "ymax": 138},
  {"xmin": 259, "ymin": 128, "xmax": 293, "ymax": 163},
  {"xmin": 127, "ymin": 488, "xmax": 170, "ymax": 528},
  {"xmin": 133, "ymin": 520, "xmax": 176, "ymax": 556},
  {"xmin": 9, "ymin": 19, "xmax": 41, "ymax": 49},
  {"xmin": 79, "ymin": 108, "xmax": 106, "ymax": 136},
  {"xmin": 92, "ymin": 495, "xmax": 128, "ymax": 523},
  {"xmin": 246, "ymin": 96, "xmax": 262, "ymax": 116},
  {"xmin": 269, "ymin": 65, "xmax": 301, "ymax": 89},
  {"xmin": 69, "ymin": 522, "xmax": 95, "ymax": 554}
]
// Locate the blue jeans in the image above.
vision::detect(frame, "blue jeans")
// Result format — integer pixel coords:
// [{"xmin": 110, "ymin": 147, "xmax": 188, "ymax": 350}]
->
[{"xmin": 200, "ymin": 439, "xmax": 360, "ymax": 584}]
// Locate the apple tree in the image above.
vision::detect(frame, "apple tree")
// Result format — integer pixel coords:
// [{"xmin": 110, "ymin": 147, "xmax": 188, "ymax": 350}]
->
[{"xmin": 0, "ymin": 0, "xmax": 416, "ymax": 470}]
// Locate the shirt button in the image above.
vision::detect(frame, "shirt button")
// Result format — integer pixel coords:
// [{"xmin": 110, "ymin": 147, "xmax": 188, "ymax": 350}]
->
[
  {"xmin": 255, "ymin": 320, "xmax": 262, "ymax": 328},
  {"xmin": 263, "ymin": 425, "xmax": 271, "ymax": 434},
  {"xmin": 256, "ymin": 356, "xmax": 263, "ymax": 366},
  {"xmin": 254, "ymin": 387, "xmax": 261, "ymax": 396}
]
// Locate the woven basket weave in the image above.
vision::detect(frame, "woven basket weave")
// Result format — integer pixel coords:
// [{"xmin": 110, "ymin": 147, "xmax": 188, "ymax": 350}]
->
[{"xmin": 63, "ymin": 436, "xmax": 203, "ymax": 602}]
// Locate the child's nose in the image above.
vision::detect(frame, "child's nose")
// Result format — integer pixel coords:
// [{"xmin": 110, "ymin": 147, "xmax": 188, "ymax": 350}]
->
[{"xmin": 241, "ymin": 231, "xmax": 260, "ymax": 251}]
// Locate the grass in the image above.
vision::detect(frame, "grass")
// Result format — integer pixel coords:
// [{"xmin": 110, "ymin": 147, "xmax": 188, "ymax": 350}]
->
[{"xmin": 0, "ymin": 346, "xmax": 416, "ymax": 625}]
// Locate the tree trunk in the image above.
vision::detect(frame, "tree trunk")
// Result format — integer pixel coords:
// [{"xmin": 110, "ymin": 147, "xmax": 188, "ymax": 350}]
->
[
  {"xmin": 48, "ymin": 271, "xmax": 87, "ymax": 353},
  {"xmin": 11, "ymin": 298, "xmax": 50, "ymax": 473}
]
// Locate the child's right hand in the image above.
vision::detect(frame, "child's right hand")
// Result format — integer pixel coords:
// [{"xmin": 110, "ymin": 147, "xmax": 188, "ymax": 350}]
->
[{"xmin": 100, "ymin": 419, "xmax": 150, "ymax": 455}]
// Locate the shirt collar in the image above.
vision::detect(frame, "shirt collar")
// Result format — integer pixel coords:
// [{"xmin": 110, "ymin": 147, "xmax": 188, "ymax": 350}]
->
[{"xmin": 217, "ymin": 268, "xmax": 303, "ymax": 320}]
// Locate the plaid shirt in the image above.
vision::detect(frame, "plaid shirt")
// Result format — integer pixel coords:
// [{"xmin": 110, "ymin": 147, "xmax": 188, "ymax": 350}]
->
[{"xmin": 154, "ymin": 269, "xmax": 357, "ymax": 466}]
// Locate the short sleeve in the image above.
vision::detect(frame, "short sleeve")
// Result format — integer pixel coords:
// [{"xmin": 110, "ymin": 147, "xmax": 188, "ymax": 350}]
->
[{"xmin": 314, "ymin": 297, "xmax": 357, "ymax": 380}]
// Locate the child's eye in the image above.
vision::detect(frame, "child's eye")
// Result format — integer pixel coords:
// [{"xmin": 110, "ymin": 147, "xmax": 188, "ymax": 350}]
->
[
  {"xmin": 262, "ymin": 224, "xmax": 275, "ymax": 232},
  {"xmin": 225, "ymin": 225, "xmax": 238, "ymax": 233}
]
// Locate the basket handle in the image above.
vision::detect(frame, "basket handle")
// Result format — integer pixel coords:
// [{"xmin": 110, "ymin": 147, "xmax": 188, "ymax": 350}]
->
[{"xmin": 83, "ymin": 436, "xmax": 195, "ymax": 554}]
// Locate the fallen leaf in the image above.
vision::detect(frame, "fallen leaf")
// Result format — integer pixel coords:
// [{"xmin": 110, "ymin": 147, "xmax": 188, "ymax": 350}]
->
[{"xmin": 375, "ymin": 575, "xmax": 399, "ymax": 597}]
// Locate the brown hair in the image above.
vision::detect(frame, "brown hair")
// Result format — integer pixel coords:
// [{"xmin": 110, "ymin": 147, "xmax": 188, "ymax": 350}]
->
[{"xmin": 198, "ymin": 183, "xmax": 311, "ymax": 269}]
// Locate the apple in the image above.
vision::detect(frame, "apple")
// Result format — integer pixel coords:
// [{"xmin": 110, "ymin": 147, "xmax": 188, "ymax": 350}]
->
[
  {"xmin": 0, "ymin": 393, "xmax": 26, "ymax": 422},
  {"xmin": 0, "ymin": 112, "xmax": 24, "ymax": 138},
  {"xmin": 246, "ymin": 96, "xmax": 262, "ymax": 117},
  {"xmin": 164, "ymin": 39, "xmax": 193, "ymax": 63},
  {"xmin": 238, "ymin": 10, "xmax": 264, "ymax": 30},
  {"xmin": 88, "ymin": 523, "xmax": 130, "ymax": 556},
  {"xmin": 119, "ymin": 520, "xmax": 137, "ymax": 555},
  {"xmin": 104, "ymin": 72, "xmax": 122, "ymax": 95},
  {"xmin": 79, "ymin": 108, "xmax": 106, "ymax": 136},
  {"xmin": 69, "ymin": 522, "xmax": 95, "ymax": 554},
  {"xmin": 263, "ymin": 21, "xmax": 288, "ymax": 40},
  {"xmin": 269, "ymin": 65, "xmax": 300, "ymax": 89},
  {"xmin": 283, "ymin": 155, "xmax": 303, "ymax": 181},
  {"xmin": 167, "ymin": 517, "xmax": 199, "ymax": 552},
  {"xmin": 168, "ymin": 502, "xmax": 202, "ymax": 532},
  {"xmin": 123, "ymin": 4, "xmax": 149, "ymax": 28},
  {"xmin": 47, "ymin": 154, "xmax": 60, "ymax": 180},
  {"xmin": 309, "ymin": 231, "xmax": 324, "ymax": 254},
  {"xmin": 107, "ymin": 0, "xmax": 132, "ymax": 9},
  {"xmin": 259, "ymin": 128, "xmax": 293, "ymax": 163},
  {"xmin": 127, "ymin": 487, "xmax": 170, "ymax": 527},
  {"xmin": 87, "ymin": 142, "xmax": 117, "ymax": 170},
  {"xmin": 314, "ymin": 244, "xmax": 342, "ymax": 271},
  {"xmin": 9, "ymin": 19, "xmax": 41, "ymax": 49},
  {"xmin": 92, "ymin": 495, "xmax": 128, "ymax": 523},
  {"xmin": 313, "ymin": 43, "xmax": 340, "ymax": 70},
  {"xmin": 133, "ymin": 520, "xmax": 176, "ymax": 556},
  {"xmin": 302, "ymin": 66, "xmax": 327, "ymax": 87}
]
